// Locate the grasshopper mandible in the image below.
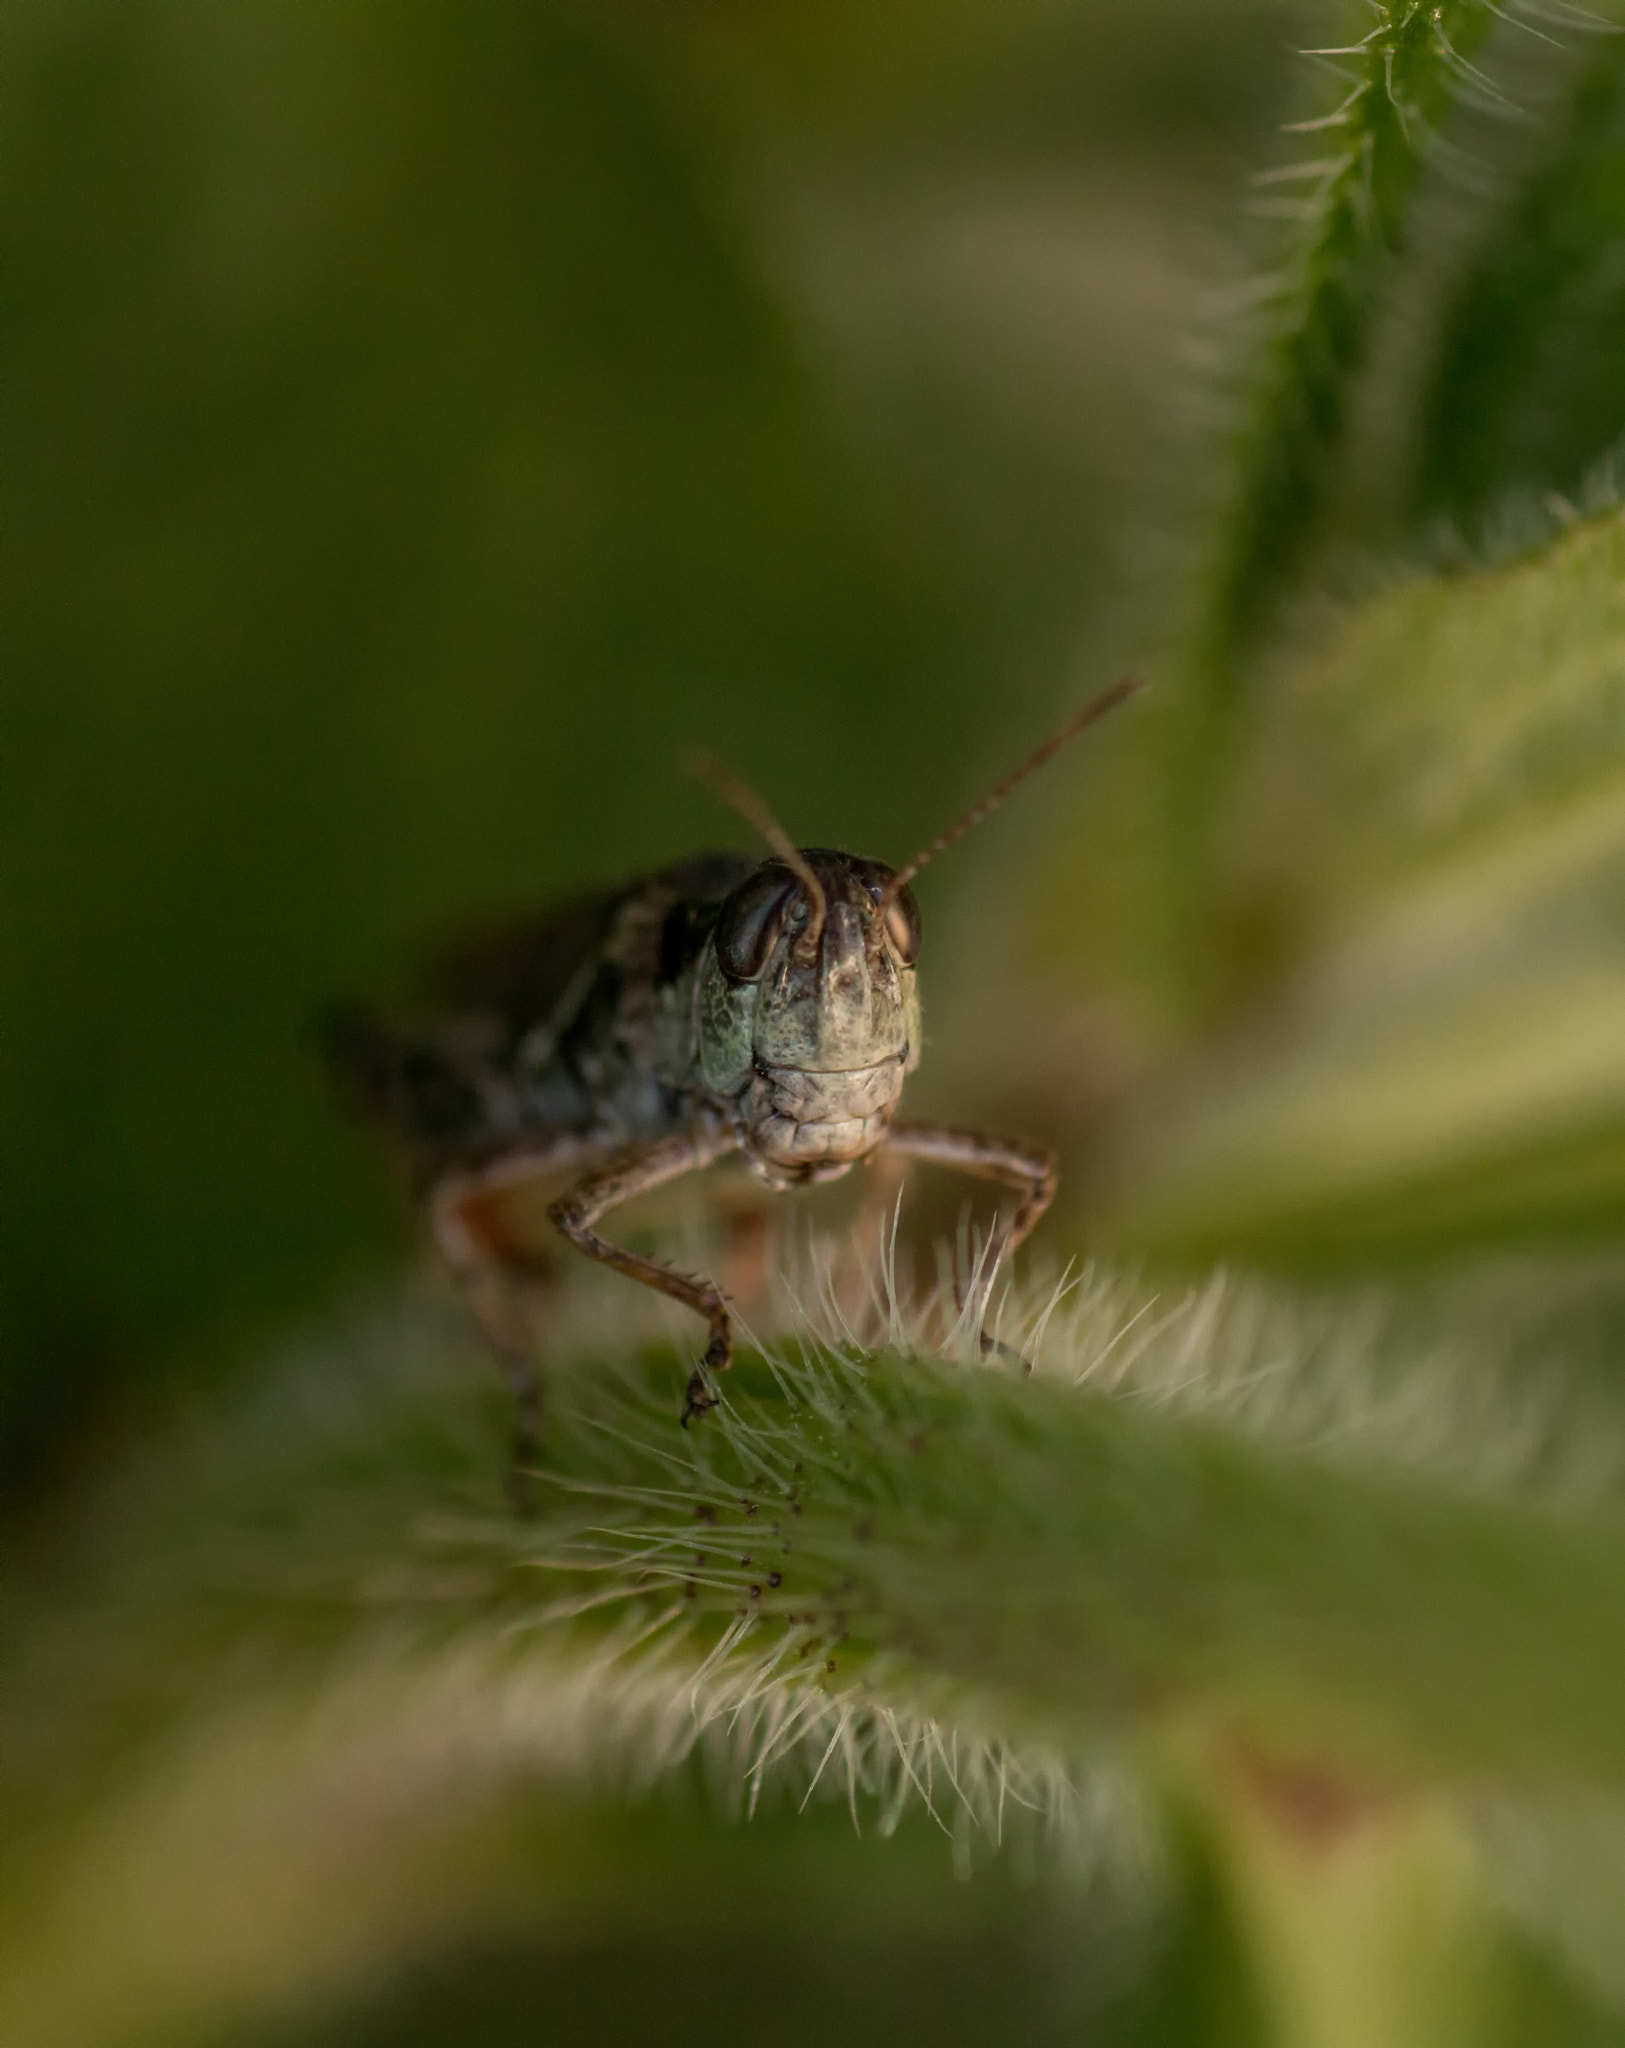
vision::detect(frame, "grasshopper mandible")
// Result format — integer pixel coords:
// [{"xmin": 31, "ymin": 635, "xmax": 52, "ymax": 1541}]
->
[{"xmin": 331, "ymin": 676, "xmax": 1143, "ymax": 1466}]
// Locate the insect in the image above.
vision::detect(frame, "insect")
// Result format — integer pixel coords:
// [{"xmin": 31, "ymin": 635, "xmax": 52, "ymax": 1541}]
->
[{"xmin": 329, "ymin": 676, "xmax": 1143, "ymax": 1484}]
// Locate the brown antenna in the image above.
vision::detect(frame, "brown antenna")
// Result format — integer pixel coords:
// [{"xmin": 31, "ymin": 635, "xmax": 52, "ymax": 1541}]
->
[
  {"xmin": 683, "ymin": 746, "xmax": 828, "ymax": 947},
  {"xmin": 880, "ymin": 673, "xmax": 1147, "ymax": 911}
]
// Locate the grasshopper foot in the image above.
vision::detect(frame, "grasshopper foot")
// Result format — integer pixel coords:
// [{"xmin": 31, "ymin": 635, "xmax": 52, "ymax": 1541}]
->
[
  {"xmin": 952, "ymin": 1273, "xmax": 1033, "ymax": 1374},
  {"xmin": 681, "ymin": 1369, "xmax": 719, "ymax": 1427},
  {"xmin": 978, "ymin": 1327, "xmax": 1034, "ymax": 1374},
  {"xmin": 681, "ymin": 1327, "xmax": 731, "ymax": 1426}
]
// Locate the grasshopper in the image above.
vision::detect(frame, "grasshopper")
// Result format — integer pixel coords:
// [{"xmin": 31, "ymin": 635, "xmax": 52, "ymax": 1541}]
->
[{"xmin": 331, "ymin": 677, "xmax": 1142, "ymax": 1475}]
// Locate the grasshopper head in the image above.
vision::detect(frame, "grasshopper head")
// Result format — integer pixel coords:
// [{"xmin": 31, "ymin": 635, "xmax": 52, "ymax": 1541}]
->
[
  {"xmin": 687, "ymin": 677, "xmax": 1144, "ymax": 1186},
  {"xmin": 698, "ymin": 850, "xmax": 921, "ymax": 1184}
]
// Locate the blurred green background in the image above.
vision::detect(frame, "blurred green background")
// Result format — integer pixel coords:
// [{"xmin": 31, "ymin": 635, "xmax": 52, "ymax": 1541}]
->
[
  {"xmin": 20, "ymin": 1, "xmax": 1625, "ymax": 2043},
  {"xmin": 2, "ymin": 0, "xmax": 1287, "ymax": 1470}
]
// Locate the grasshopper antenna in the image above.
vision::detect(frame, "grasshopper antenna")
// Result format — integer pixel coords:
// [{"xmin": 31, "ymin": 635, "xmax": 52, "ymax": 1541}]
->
[
  {"xmin": 880, "ymin": 673, "xmax": 1146, "ymax": 911},
  {"xmin": 684, "ymin": 747, "xmax": 828, "ymax": 947}
]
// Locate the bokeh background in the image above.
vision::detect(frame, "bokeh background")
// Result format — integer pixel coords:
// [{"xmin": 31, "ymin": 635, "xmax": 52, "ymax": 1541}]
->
[
  {"xmin": 19, "ymin": 2, "xmax": 1625, "ymax": 2043},
  {"xmin": 4, "ymin": 0, "xmax": 1290, "ymax": 1475}
]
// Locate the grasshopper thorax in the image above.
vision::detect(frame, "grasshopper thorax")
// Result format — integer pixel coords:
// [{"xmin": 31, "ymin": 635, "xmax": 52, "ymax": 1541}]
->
[{"xmin": 697, "ymin": 849, "xmax": 921, "ymax": 1186}]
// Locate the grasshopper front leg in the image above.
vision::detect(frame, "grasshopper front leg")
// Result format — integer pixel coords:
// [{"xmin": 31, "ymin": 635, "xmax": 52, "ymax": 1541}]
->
[
  {"xmin": 884, "ymin": 1120, "xmax": 1058, "ymax": 1248},
  {"xmin": 882, "ymin": 1120, "xmax": 1057, "ymax": 1362},
  {"xmin": 549, "ymin": 1123, "xmax": 742, "ymax": 1424}
]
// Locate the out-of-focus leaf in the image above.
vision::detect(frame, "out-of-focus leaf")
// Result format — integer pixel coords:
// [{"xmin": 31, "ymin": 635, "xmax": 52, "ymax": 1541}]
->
[
  {"xmin": 1194, "ymin": 0, "xmax": 1501, "ymax": 671},
  {"xmin": 9, "ymin": 1280, "xmax": 1625, "ymax": 2036},
  {"xmin": 1066, "ymin": 0, "xmax": 1510, "ymax": 1027},
  {"xmin": 1413, "ymin": 32, "xmax": 1625, "ymax": 531},
  {"xmin": 1106, "ymin": 510, "xmax": 1625, "ymax": 1263}
]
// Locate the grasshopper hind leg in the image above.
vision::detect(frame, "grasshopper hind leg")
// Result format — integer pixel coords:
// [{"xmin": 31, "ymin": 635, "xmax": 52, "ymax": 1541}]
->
[
  {"xmin": 492, "ymin": 1332, "xmax": 546, "ymax": 1517},
  {"xmin": 429, "ymin": 1145, "xmax": 603, "ymax": 1515}
]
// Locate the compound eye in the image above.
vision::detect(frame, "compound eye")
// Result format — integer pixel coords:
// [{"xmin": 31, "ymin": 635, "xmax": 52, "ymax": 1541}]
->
[
  {"xmin": 882, "ymin": 884, "xmax": 921, "ymax": 966},
  {"xmin": 714, "ymin": 867, "xmax": 798, "ymax": 982}
]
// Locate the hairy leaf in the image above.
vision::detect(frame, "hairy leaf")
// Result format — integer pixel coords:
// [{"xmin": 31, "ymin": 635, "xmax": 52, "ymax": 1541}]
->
[
  {"xmin": 1112, "ymin": 509, "xmax": 1625, "ymax": 1262},
  {"xmin": 1414, "ymin": 30, "xmax": 1625, "ymax": 531}
]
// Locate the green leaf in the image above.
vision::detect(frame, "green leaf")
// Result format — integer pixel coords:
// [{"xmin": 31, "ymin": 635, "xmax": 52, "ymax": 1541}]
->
[
  {"xmin": 1136, "ymin": 2, "xmax": 1506, "ymax": 1019},
  {"xmin": 10, "ymin": 1287, "xmax": 1625, "ymax": 2042},
  {"xmin": 1414, "ymin": 31, "xmax": 1625, "ymax": 531},
  {"xmin": 1109, "ymin": 509, "xmax": 1625, "ymax": 1263},
  {"xmin": 1198, "ymin": 0, "xmax": 1501, "ymax": 672}
]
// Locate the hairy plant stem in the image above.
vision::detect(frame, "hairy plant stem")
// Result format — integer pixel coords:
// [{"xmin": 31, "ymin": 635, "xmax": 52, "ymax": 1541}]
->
[
  {"xmin": 8, "ymin": 1285, "xmax": 1625, "ymax": 2043},
  {"xmin": 1165, "ymin": 0, "xmax": 1501, "ymax": 1018}
]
